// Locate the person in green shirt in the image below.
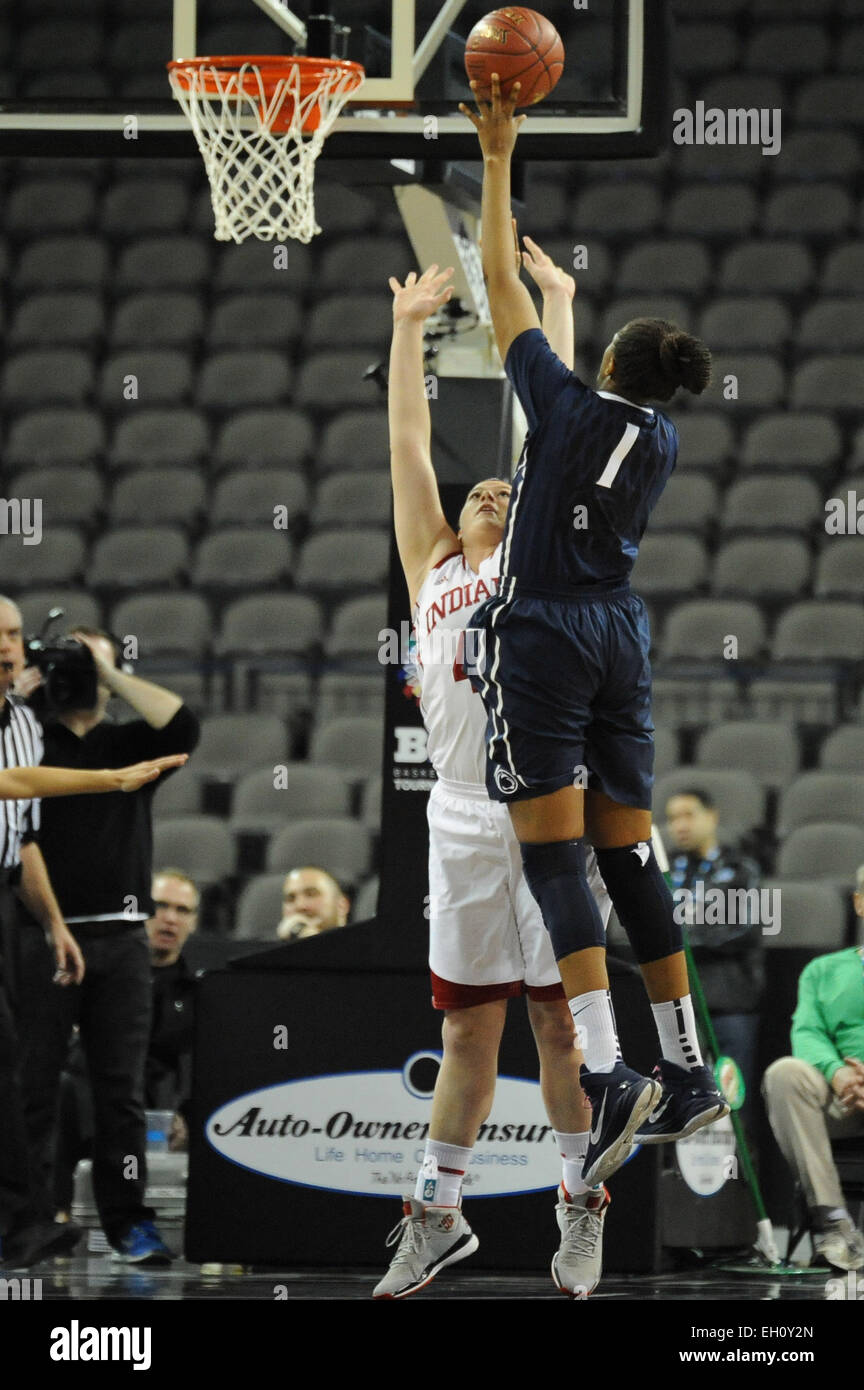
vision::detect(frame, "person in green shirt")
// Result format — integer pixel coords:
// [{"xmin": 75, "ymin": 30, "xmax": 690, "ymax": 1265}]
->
[{"xmin": 763, "ymin": 871, "xmax": 864, "ymax": 1272}]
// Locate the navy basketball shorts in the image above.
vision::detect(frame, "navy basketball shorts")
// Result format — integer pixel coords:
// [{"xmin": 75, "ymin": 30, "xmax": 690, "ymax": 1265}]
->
[{"xmin": 466, "ymin": 586, "xmax": 655, "ymax": 808}]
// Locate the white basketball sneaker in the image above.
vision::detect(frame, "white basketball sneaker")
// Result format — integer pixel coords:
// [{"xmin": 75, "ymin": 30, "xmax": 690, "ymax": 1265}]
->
[
  {"xmin": 551, "ymin": 1184, "xmax": 609, "ymax": 1298},
  {"xmin": 372, "ymin": 1199, "xmax": 478, "ymax": 1299}
]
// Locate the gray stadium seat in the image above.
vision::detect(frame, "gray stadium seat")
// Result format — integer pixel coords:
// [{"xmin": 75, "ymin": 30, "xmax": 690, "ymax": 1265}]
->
[
  {"xmin": 352, "ymin": 875, "xmax": 380, "ymax": 923},
  {"xmin": 18, "ymin": 20, "xmax": 103, "ymax": 69},
  {"xmin": 109, "ymin": 593, "xmax": 213, "ymax": 656},
  {"xmin": 814, "ymin": 541, "xmax": 864, "ymax": 599},
  {"xmin": 233, "ymin": 873, "xmax": 286, "ymax": 940},
  {"xmin": 359, "ymin": 774, "xmax": 382, "ymax": 833},
  {"xmin": 696, "ymin": 721, "xmax": 800, "ymax": 790},
  {"xmin": 98, "ymin": 350, "xmax": 192, "ymax": 409},
  {"xmin": 718, "ymin": 241, "xmax": 814, "ymax": 295},
  {"xmin": 108, "ymin": 408, "xmax": 209, "ymax": 470},
  {"xmin": 660, "ymin": 601, "xmax": 766, "ymax": 661},
  {"xmin": 740, "ymin": 414, "xmax": 842, "ymax": 474},
  {"xmin": 214, "ymin": 594, "xmax": 324, "ymax": 656},
  {"xmin": 16, "ymin": 235, "xmax": 109, "ymax": 292},
  {"xmin": 654, "ymin": 768, "xmax": 765, "ymax": 841},
  {"xmin": 306, "ymin": 294, "xmax": 393, "ymax": 350},
  {"xmin": 211, "ymin": 470, "xmax": 308, "ymax": 528},
  {"xmin": 106, "ymin": 22, "xmax": 172, "ymax": 73},
  {"xmin": 525, "ymin": 178, "xmax": 568, "ymax": 234},
  {"xmin": 0, "ymin": 528, "xmax": 85, "ymax": 589},
  {"xmin": 319, "ymin": 409, "xmax": 395, "ymax": 473},
  {"xmin": 779, "ymin": 772, "xmax": 864, "ymax": 835},
  {"xmin": 319, "ymin": 236, "xmax": 413, "ymax": 292},
  {"xmin": 295, "ymin": 529, "xmax": 389, "ymax": 594},
  {"xmin": 5, "ymin": 178, "xmax": 96, "ymax": 237},
  {"xmin": 324, "ymin": 596, "xmax": 389, "ymax": 659},
  {"xmin": 316, "ymin": 674, "xmax": 385, "ymax": 723},
  {"xmin": 313, "ymin": 472, "xmax": 391, "ymax": 529},
  {"xmin": 110, "ymin": 293, "xmax": 205, "ymax": 349},
  {"xmin": 765, "ymin": 184, "xmax": 854, "ymax": 239},
  {"xmin": 702, "ymin": 74, "xmax": 785, "ymax": 109},
  {"xmin": 673, "ymin": 22, "xmax": 741, "ymax": 74},
  {"xmin": 838, "ymin": 23, "xmax": 864, "ymax": 70},
  {"xmin": 697, "ymin": 298, "xmax": 791, "ymax": 352},
  {"xmin": 10, "ymin": 292, "xmax": 104, "ymax": 347},
  {"xmin": 797, "ymin": 301, "xmax": 864, "ymax": 353},
  {"xmin": 749, "ymin": 679, "xmax": 838, "ymax": 725},
  {"xmin": 230, "ymin": 763, "xmax": 351, "ymax": 834},
  {"xmin": 265, "ymin": 819, "xmax": 372, "ymax": 886},
  {"xmin": 536, "ymin": 237, "xmax": 611, "ymax": 292},
  {"xmin": 151, "ymin": 767, "xmax": 203, "ymax": 818},
  {"xmin": 116, "ymin": 236, "xmax": 210, "ymax": 291},
  {"xmin": 295, "ymin": 352, "xmax": 381, "ymax": 413},
  {"xmin": 191, "ymin": 530, "xmax": 292, "ymax": 590},
  {"xmin": 598, "ymin": 296, "xmax": 692, "ymax": 348},
  {"xmin": 2, "ymin": 349, "xmax": 93, "ymax": 406},
  {"xmin": 772, "ymin": 601, "xmax": 864, "ymax": 661},
  {"xmin": 821, "ymin": 242, "xmax": 864, "ymax": 294},
  {"xmin": 666, "ymin": 183, "xmax": 758, "ymax": 238},
  {"xmin": 213, "ymin": 409, "xmax": 314, "ymax": 469},
  {"xmin": 776, "ymin": 824, "xmax": 864, "ymax": 883},
  {"xmin": 24, "ymin": 72, "xmax": 110, "ymax": 100},
  {"xmin": 653, "ymin": 727, "xmax": 679, "ymax": 780},
  {"xmin": 617, "ymin": 240, "xmax": 712, "ymax": 295},
  {"xmin": 17, "ymin": 589, "xmax": 101, "ymax": 635},
  {"xmin": 108, "ymin": 469, "xmax": 206, "ymax": 528},
  {"xmin": 195, "ymin": 714, "xmax": 288, "ymax": 779},
  {"xmin": 151, "ymin": 816, "xmax": 236, "ymax": 888},
  {"xmin": 311, "ymin": 182, "xmax": 378, "ymax": 235},
  {"xmin": 309, "ymin": 715, "xmax": 384, "ymax": 780},
  {"xmin": 768, "ymin": 129, "xmax": 860, "ymax": 180},
  {"xmin": 207, "ymin": 294, "xmax": 302, "ymax": 349},
  {"xmin": 674, "ymin": 142, "xmax": 769, "ymax": 182},
  {"xmin": 647, "ymin": 475, "xmax": 718, "ymax": 534},
  {"xmin": 759, "ymin": 881, "xmax": 846, "ymax": 950},
  {"xmin": 673, "ymin": 413, "xmax": 735, "ymax": 474},
  {"xmin": 101, "ymin": 178, "xmax": 190, "ymax": 238},
  {"xmin": 213, "ymin": 239, "xmax": 311, "ymax": 293},
  {"xmin": 196, "ymin": 350, "xmax": 292, "ymax": 410},
  {"xmin": 88, "ymin": 528, "xmax": 189, "ymax": 590},
  {"xmin": 820, "ymin": 725, "xmax": 864, "ymax": 771},
  {"xmin": 796, "ymin": 76, "xmax": 864, "ymax": 124},
  {"xmin": 711, "ymin": 538, "xmax": 811, "ymax": 599},
  {"xmin": 691, "ymin": 352, "xmax": 785, "ymax": 411},
  {"xmin": 11, "ymin": 467, "xmax": 103, "ymax": 527},
  {"xmin": 721, "ymin": 475, "xmax": 822, "ymax": 533},
  {"xmin": 572, "ymin": 183, "xmax": 663, "ymax": 239},
  {"xmin": 630, "ymin": 535, "xmax": 708, "ymax": 597},
  {"xmin": 744, "ymin": 22, "xmax": 830, "ymax": 72}
]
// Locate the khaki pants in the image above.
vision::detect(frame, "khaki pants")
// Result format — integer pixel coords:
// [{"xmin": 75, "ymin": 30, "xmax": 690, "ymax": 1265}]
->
[{"xmin": 763, "ymin": 1056, "xmax": 864, "ymax": 1212}]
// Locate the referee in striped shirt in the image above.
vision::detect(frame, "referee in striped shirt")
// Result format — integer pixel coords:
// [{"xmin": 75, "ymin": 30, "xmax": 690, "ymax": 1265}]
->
[{"xmin": 0, "ymin": 595, "xmax": 85, "ymax": 1268}]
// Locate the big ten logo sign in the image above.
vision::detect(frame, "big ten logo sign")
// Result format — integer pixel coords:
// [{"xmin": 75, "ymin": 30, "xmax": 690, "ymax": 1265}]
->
[{"xmin": 394, "ymin": 727, "xmax": 429, "ymax": 764}]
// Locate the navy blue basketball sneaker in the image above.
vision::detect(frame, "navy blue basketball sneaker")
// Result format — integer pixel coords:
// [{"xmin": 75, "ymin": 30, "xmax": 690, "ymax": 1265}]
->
[
  {"xmin": 634, "ymin": 1059, "xmax": 729, "ymax": 1144},
  {"xmin": 580, "ymin": 1063, "xmax": 662, "ymax": 1187}
]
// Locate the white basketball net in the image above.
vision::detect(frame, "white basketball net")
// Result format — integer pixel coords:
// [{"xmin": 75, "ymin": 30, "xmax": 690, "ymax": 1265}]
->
[{"xmin": 168, "ymin": 60, "xmax": 365, "ymax": 244}]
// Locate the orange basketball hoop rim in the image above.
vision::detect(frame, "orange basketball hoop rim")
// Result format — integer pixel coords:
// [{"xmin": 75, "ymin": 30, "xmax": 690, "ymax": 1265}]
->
[{"xmin": 166, "ymin": 55, "xmax": 365, "ymax": 134}]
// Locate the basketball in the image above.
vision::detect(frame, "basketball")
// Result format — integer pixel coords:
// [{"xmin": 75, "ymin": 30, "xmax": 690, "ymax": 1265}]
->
[{"xmin": 464, "ymin": 7, "xmax": 564, "ymax": 107}]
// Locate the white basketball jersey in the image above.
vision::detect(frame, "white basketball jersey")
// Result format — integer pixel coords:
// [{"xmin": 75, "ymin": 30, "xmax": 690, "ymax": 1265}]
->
[{"xmin": 413, "ymin": 546, "xmax": 501, "ymax": 786}]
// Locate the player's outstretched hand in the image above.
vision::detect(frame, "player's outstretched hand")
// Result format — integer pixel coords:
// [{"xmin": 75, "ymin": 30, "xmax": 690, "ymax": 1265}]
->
[
  {"xmin": 390, "ymin": 264, "xmax": 454, "ymax": 324},
  {"xmin": 521, "ymin": 234, "xmax": 576, "ymax": 302},
  {"xmin": 112, "ymin": 753, "xmax": 189, "ymax": 793},
  {"xmin": 459, "ymin": 73, "xmax": 527, "ymax": 160}
]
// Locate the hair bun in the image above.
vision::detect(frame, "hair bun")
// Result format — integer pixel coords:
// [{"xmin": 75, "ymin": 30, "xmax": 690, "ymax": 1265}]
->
[{"xmin": 659, "ymin": 330, "xmax": 710, "ymax": 396}]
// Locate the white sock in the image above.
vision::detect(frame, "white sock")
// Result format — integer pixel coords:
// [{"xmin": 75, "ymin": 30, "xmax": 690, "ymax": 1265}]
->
[
  {"xmin": 569, "ymin": 989, "xmax": 622, "ymax": 1073},
  {"xmin": 554, "ymin": 1130, "xmax": 591, "ymax": 1197},
  {"xmin": 826, "ymin": 1207, "xmax": 851, "ymax": 1224},
  {"xmin": 651, "ymin": 996, "xmax": 704, "ymax": 1071},
  {"xmin": 414, "ymin": 1139, "xmax": 473, "ymax": 1207}
]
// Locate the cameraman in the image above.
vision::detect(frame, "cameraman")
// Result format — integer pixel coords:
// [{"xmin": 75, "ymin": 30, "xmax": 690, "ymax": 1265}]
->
[{"xmin": 15, "ymin": 628, "xmax": 199, "ymax": 1266}]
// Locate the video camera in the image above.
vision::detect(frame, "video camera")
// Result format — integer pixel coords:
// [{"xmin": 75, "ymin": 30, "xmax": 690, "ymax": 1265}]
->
[{"xmin": 23, "ymin": 609, "xmax": 98, "ymax": 717}]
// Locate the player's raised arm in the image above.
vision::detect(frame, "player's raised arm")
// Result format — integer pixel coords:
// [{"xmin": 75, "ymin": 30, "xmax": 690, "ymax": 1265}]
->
[
  {"xmin": 524, "ymin": 233, "xmax": 577, "ymax": 371},
  {"xmin": 460, "ymin": 77, "xmax": 541, "ymax": 362},
  {"xmin": 388, "ymin": 265, "xmax": 461, "ymax": 607}
]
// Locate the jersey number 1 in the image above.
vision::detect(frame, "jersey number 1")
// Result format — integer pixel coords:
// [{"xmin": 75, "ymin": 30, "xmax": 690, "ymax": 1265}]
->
[{"xmin": 596, "ymin": 422, "xmax": 640, "ymax": 489}]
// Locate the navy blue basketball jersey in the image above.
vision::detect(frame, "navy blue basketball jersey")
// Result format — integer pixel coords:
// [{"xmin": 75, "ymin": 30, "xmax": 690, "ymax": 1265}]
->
[{"xmin": 500, "ymin": 328, "xmax": 679, "ymax": 593}]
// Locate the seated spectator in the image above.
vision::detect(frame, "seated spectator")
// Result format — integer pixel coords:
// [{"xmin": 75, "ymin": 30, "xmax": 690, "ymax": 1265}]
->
[
  {"xmin": 665, "ymin": 788, "xmax": 764, "ymax": 1110},
  {"xmin": 276, "ymin": 866, "xmax": 350, "ymax": 942},
  {"xmin": 762, "ymin": 869, "xmax": 864, "ymax": 1272},
  {"xmin": 54, "ymin": 868, "xmax": 201, "ymax": 1212}
]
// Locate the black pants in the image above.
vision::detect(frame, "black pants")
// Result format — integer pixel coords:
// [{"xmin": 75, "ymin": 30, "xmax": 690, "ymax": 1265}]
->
[
  {"xmin": 16, "ymin": 922, "xmax": 155, "ymax": 1247},
  {"xmin": 0, "ymin": 872, "xmax": 42, "ymax": 1239}
]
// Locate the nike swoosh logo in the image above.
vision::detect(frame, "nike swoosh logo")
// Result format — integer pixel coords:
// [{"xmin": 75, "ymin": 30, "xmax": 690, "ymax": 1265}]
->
[
  {"xmin": 647, "ymin": 1095, "xmax": 672, "ymax": 1125},
  {"xmin": 589, "ymin": 1089, "xmax": 608, "ymax": 1144},
  {"xmin": 632, "ymin": 842, "xmax": 650, "ymax": 867}
]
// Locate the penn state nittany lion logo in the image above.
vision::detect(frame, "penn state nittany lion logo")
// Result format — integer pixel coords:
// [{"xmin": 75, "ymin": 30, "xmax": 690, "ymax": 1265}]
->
[{"xmin": 494, "ymin": 767, "xmax": 519, "ymax": 796}]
